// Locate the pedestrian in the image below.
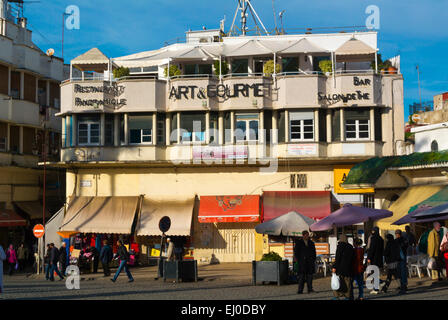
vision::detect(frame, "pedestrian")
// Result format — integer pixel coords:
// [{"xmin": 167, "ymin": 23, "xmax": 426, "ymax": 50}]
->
[
  {"xmin": 99, "ymin": 240, "xmax": 113, "ymax": 277},
  {"xmin": 49, "ymin": 243, "xmax": 64, "ymax": 281},
  {"xmin": 351, "ymin": 238, "xmax": 365, "ymax": 300},
  {"xmin": 428, "ymin": 222, "xmax": 443, "ymax": 281},
  {"xmin": 367, "ymin": 226, "xmax": 384, "ymax": 294},
  {"xmin": 86, "ymin": 245, "xmax": 100, "ymax": 273},
  {"xmin": 17, "ymin": 243, "xmax": 28, "ymax": 272},
  {"xmin": 294, "ymin": 230, "xmax": 316, "ymax": 294},
  {"xmin": 382, "ymin": 234, "xmax": 401, "ymax": 293},
  {"xmin": 332, "ymin": 235, "xmax": 354, "ymax": 300},
  {"xmin": 0, "ymin": 245, "xmax": 6, "ymax": 294},
  {"xmin": 6, "ymin": 244, "xmax": 17, "ymax": 276},
  {"xmin": 59, "ymin": 242, "xmax": 68, "ymax": 276},
  {"xmin": 111, "ymin": 240, "xmax": 134, "ymax": 283},
  {"xmin": 174, "ymin": 237, "xmax": 184, "ymax": 261},
  {"xmin": 166, "ymin": 238, "xmax": 175, "ymax": 261},
  {"xmin": 440, "ymin": 231, "xmax": 448, "ymax": 280},
  {"xmin": 44, "ymin": 244, "xmax": 51, "ymax": 280},
  {"xmin": 404, "ymin": 226, "xmax": 416, "ymax": 256},
  {"xmin": 395, "ymin": 230, "xmax": 408, "ymax": 293}
]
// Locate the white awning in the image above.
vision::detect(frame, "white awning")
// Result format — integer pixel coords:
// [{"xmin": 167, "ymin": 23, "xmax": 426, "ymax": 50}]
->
[
  {"xmin": 223, "ymin": 40, "xmax": 274, "ymax": 57},
  {"xmin": 335, "ymin": 38, "xmax": 376, "ymax": 62},
  {"xmin": 279, "ymin": 38, "xmax": 328, "ymax": 55},
  {"xmin": 136, "ymin": 196, "xmax": 195, "ymax": 236}
]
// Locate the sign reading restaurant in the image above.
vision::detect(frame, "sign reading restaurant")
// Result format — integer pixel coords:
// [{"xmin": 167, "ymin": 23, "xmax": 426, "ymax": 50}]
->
[
  {"xmin": 169, "ymin": 82, "xmax": 271, "ymax": 100},
  {"xmin": 74, "ymin": 84, "xmax": 127, "ymax": 107}
]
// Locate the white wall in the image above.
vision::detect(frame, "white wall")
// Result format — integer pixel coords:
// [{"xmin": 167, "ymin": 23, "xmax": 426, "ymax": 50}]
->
[{"xmin": 414, "ymin": 124, "xmax": 448, "ymax": 152}]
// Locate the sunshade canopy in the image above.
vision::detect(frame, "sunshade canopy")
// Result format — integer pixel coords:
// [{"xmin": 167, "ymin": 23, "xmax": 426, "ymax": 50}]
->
[
  {"xmin": 71, "ymin": 48, "xmax": 111, "ymax": 72},
  {"xmin": 278, "ymin": 38, "xmax": 328, "ymax": 55},
  {"xmin": 335, "ymin": 38, "xmax": 376, "ymax": 62},
  {"xmin": 376, "ymin": 185, "xmax": 445, "ymax": 231},
  {"xmin": 0, "ymin": 210, "xmax": 26, "ymax": 227},
  {"xmin": 263, "ymin": 191, "xmax": 331, "ymax": 221},
  {"xmin": 14, "ymin": 201, "xmax": 51, "ymax": 220},
  {"xmin": 198, "ymin": 195, "xmax": 261, "ymax": 223},
  {"xmin": 310, "ymin": 203, "xmax": 392, "ymax": 232},
  {"xmin": 392, "ymin": 205, "xmax": 433, "ymax": 225},
  {"xmin": 59, "ymin": 196, "xmax": 140, "ymax": 234},
  {"xmin": 414, "ymin": 202, "xmax": 448, "ymax": 219},
  {"xmin": 255, "ymin": 211, "xmax": 314, "ymax": 236},
  {"xmin": 136, "ymin": 196, "xmax": 195, "ymax": 236},
  {"xmin": 222, "ymin": 40, "xmax": 274, "ymax": 57}
]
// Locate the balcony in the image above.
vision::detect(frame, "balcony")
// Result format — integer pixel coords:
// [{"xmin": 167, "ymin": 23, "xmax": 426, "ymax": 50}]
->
[{"xmin": 0, "ymin": 93, "xmax": 40, "ymax": 126}]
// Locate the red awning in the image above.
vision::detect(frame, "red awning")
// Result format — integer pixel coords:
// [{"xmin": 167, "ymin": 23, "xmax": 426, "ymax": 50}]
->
[
  {"xmin": 263, "ymin": 191, "xmax": 332, "ymax": 222},
  {"xmin": 0, "ymin": 210, "xmax": 27, "ymax": 227},
  {"xmin": 199, "ymin": 195, "xmax": 261, "ymax": 223}
]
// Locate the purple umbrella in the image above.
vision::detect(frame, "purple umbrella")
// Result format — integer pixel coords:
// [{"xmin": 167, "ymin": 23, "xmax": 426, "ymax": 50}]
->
[
  {"xmin": 310, "ymin": 203, "xmax": 393, "ymax": 232},
  {"xmin": 392, "ymin": 205, "xmax": 433, "ymax": 225}
]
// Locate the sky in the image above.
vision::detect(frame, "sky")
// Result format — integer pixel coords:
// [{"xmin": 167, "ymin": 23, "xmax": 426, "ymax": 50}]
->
[{"xmin": 22, "ymin": 0, "xmax": 448, "ymax": 120}]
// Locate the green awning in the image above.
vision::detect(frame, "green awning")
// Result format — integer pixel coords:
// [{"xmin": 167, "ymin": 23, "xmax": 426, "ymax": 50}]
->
[{"xmin": 408, "ymin": 186, "xmax": 448, "ymax": 213}]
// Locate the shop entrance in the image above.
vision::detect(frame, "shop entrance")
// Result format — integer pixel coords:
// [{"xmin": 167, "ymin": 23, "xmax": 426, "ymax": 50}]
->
[{"xmin": 212, "ymin": 222, "xmax": 256, "ymax": 263}]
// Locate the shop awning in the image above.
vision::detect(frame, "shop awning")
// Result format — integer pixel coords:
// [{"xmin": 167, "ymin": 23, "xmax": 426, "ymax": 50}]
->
[
  {"xmin": 71, "ymin": 48, "xmax": 113, "ymax": 72},
  {"xmin": 335, "ymin": 38, "xmax": 376, "ymax": 62},
  {"xmin": 13, "ymin": 201, "xmax": 51, "ymax": 220},
  {"xmin": 278, "ymin": 38, "xmax": 328, "ymax": 55},
  {"xmin": 407, "ymin": 186, "xmax": 448, "ymax": 213},
  {"xmin": 263, "ymin": 191, "xmax": 331, "ymax": 222},
  {"xmin": 198, "ymin": 195, "xmax": 261, "ymax": 223},
  {"xmin": 136, "ymin": 196, "xmax": 195, "ymax": 236},
  {"xmin": 376, "ymin": 185, "xmax": 446, "ymax": 231},
  {"xmin": 0, "ymin": 210, "xmax": 26, "ymax": 227},
  {"xmin": 59, "ymin": 196, "xmax": 140, "ymax": 234}
]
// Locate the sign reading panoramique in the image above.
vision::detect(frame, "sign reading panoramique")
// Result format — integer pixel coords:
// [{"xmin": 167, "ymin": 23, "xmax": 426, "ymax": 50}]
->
[
  {"xmin": 74, "ymin": 84, "xmax": 127, "ymax": 107},
  {"xmin": 169, "ymin": 83, "xmax": 270, "ymax": 100}
]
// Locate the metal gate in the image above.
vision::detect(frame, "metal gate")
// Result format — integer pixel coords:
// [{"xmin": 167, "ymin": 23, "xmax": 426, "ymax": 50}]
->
[{"xmin": 213, "ymin": 222, "xmax": 256, "ymax": 262}]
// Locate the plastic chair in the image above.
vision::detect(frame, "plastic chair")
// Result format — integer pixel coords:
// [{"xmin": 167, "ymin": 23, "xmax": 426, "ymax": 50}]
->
[{"xmin": 409, "ymin": 254, "xmax": 430, "ymax": 278}]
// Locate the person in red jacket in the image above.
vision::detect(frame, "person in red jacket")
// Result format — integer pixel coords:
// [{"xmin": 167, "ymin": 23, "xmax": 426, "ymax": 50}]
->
[{"xmin": 351, "ymin": 238, "xmax": 365, "ymax": 300}]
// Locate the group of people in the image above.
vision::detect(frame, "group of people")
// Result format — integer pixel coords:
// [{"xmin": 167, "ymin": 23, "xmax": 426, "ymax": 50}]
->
[
  {"xmin": 293, "ymin": 223, "xmax": 447, "ymax": 300},
  {"xmin": 0, "ymin": 244, "xmax": 31, "ymax": 276}
]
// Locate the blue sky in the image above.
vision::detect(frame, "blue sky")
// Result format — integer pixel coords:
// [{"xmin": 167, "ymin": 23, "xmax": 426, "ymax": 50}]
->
[{"xmin": 24, "ymin": 0, "xmax": 448, "ymax": 120}]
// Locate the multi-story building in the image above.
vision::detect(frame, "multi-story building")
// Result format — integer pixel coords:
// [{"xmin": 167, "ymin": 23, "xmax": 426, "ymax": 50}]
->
[
  {"xmin": 0, "ymin": 1, "xmax": 64, "ymax": 246},
  {"xmin": 54, "ymin": 27, "xmax": 404, "ymax": 263}
]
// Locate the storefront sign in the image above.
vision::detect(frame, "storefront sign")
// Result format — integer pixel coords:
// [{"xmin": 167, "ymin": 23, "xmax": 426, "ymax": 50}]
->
[
  {"xmin": 287, "ymin": 144, "xmax": 317, "ymax": 156},
  {"xmin": 318, "ymin": 91, "xmax": 370, "ymax": 103},
  {"xmin": 80, "ymin": 180, "xmax": 92, "ymax": 187},
  {"xmin": 169, "ymin": 83, "xmax": 270, "ymax": 100},
  {"xmin": 193, "ymin": 145, "xmax": 248, "ymax": 160},
  {"xmin": 74, "ymin": 84, "xmax": 127, "ymax": 107},
  {"xmin": 353, "ymin": 76, "xmax": 371, "ymax": 86},
  {"xmin": 334, "ymin": 165, "xmax": 374, "ymax": 194}
]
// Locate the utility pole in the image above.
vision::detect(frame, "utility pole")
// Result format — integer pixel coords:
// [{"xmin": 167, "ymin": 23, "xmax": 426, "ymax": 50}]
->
[{"xmin": 416, "ymin": 65, "xmax": 422, "ymax": 111}]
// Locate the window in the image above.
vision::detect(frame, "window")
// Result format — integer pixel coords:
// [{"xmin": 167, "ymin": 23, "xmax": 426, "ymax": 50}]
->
[
  {"xmin": 290, "ymin": 174, "xmax": 307, "ymax": 188},
  {"xmin": 254, "ymin": 57, "xmax": 270, "ymax": 74},
  {"xmin": 363, "ymin": 194, "xmax": 375, "ymax": 208},
  {"xmin": 180, "ymin": 112, "xmax": 205, "ymax": 143},
  {"xmin": 157, "ymin": 113, "xmax": 166, "ymax": 146},
  {"xmin": 289, "ymin": 111, "xmax": 314, "ymax": 141},
  {"xmin": 332, "ymin": 109, "xmax": 341, "ymax": 142},
  {"xmin": 105, "ymin": 114, "xmax": 114, "ymax": 146},
  {"xmin": 78, "ymin": 115, "xmax": 100, "ymax": 146},
  {"xmin": 345, "ymin": 109, "xmax": 370, "ymax": 140},
  {"xmin": 231, "ymin": 59, "xmax": 249, "ymax": 75},
  {"xmin": 0, "ymin": 122, "xmax": 7, "ymax": 151},
  {"xmin": 129, "ymin": 114, "xmax": 153, "ymax": 144},
  {"xmin": 431, "ymin": 140, "xmax": 439, "ymax": 152},
  {"xmin": 278, "ymin": 111, "xmax": 285, "ymax": 143},
  {"xmin": 282, "ymin": 57, "xmax": 299, "ymax": 73},
  {"xmin": 209, "ymin": 112, "xmax": 219, "ymax": 144},
  {"xmin": 184, "ymin": 64, "xmax": 212, "ymax": 76},
  {"xmin": 235, "ymin": 114, "xmax": 259, "ymax": 142}
]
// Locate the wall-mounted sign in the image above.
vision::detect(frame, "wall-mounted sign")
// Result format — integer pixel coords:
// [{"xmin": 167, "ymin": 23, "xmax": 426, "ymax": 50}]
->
[
  {"xmin": 74, "ymin": 84, "xmax": 125, "ymax": 96},
  {"xmin": 169, "ymin": 83, "xmax": 270, "ymax": 100},
  {"xmin": 334, "ymin": 165, "xmax": 374, "ymax": 194},
  {"xmin": 287, "ymin": 144, "xmax": 317, "ymax": 156},
  {"xmin": 80, "ymin": 180, "xmax": 92, "ymax": 187},
  {"xmin": 193, "ymin": 145, "xmax": 248, "ymax": 160},
  {"xmin": 74, "ymin": 84, "xmax": 126, "ymax": 108},
  {"xmin": 318, "ymin": 91, "xmax": 370, "ymax": 104},
  {"xmin": 353, "ymin": 76, "xmax": 371, "ymax": 86}
]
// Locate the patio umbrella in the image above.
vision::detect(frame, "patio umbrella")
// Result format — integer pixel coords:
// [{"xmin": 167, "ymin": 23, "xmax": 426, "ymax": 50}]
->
[
  {"xmin": 413, "ymin": 202, "xmax": 448, "ymax": 220},
  {"xmin": 255, "ymin": 211, "xmax": 315, "ymax": 236},
  {"xmin": 310, "ymin": 203, "xmax": 392, "ymax": 232},
  {"xmin": 392, "ymin": 205, "xmax": 433, "ymax": 225}
]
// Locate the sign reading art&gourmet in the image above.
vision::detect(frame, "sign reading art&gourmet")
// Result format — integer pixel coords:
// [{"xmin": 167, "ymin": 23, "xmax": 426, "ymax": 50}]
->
[
  {"xmin": 169, "ymin": 83, "xmax": 270, "ymax": 100},
  {"xmin": 74, "ymin": 84, "xmax": 126, "ymax": 108}
]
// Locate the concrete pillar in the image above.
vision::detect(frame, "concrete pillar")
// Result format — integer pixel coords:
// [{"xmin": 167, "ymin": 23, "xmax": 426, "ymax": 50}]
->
[
  {"xmin": 114, "ymin": 114, "xmax": 119, "ymax": 147},
  {"xmin": 100, "ymin": 113, "xmax": 105, "ymax": 145},
  {"xmin": 326, "ymin": 110, "xmax": 332, "ymax": 143},
  {"xmin": 71, "ymin": 114, "xmax": 77, "ymax": 146},
  {"xmin": 272, "ymin": 111, "xmax": 278, "ymax": 144},
  {"xmin": 165, "ymin": 113, "xmax": 171, "ymax": 146},
  {"xmin": 61, "ymin": 116, "xmax": 66, "ymax": 148},
  {"xmin": 314, "ymin": 109, "xmax": 319, "ymax": 142},
  {"xmin": 19, "ymin": 72, "xmax": 24, "ymax": 100},
  {"xmin": 340, "ymin": 108, "xmax": 345, "ymax": 142},
  {"xmin": 370, "ymin": 107, "xmax": 375, "ymax": 141},
  {"xmin": 123, "ymin": 113, "xmax": 129, "ymax": 145},
  {"xmin": 285, "ymin": 110, "xmax": 289, "ymax": 143},
  {"xmin": 259, "ymin": 110, "xmax": 264, "ymax": 143},
  {"xmin": 218, "ymin": 112, "xmax": 224, "ymax": 145},
  {"xmin": 205, "ymin": 111, "xmax": 210, "ymax": 144},
  {"xmin": 230, "ymin": 111, "xmax": 235, "ymax": 143},
  {"xmin": 19, "ymin": 126, "xmax": 23, "ymax": 154},
  {"xmin": 152, "ymin": 113, "xmax": 157, "ymax": 145},
  {"xmin": 176, "ymin": 112, "xmax": 181, "ymax": 143}
]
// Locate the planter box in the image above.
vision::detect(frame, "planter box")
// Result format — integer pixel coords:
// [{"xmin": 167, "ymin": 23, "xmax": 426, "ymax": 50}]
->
[
  {"xmin": 252, "ymin": 260, "xmax": 289, "ymax": 286},
  {"xmin": 163, "ymin": 260, "xmax": 198, "ymax": 283}
]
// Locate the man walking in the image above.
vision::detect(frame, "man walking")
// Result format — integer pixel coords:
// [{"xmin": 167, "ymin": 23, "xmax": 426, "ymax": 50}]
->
[
  {"xmin": 428, "ymin": 222, "xmax": 443, "ymax": 281},
  {"xmin": 395, "ymin": 230, "xmax": 408, "ymax": 294},
  {"xmin": 49, "ymin": 243, "xmax": 64, "ymax": 281},
  {"xmin": 404, "ymin": 226, "xmax": 416, "ymax": 255},
  {"xmin": 99, "ymin": 240, "xmax": 113, "ymax": 277},
  {"xmin": 111, "ymin": 240, "xmax": 134, "ymax": 283},
  {"xmin": 294, "ymin": 230, "xmax": 316, "ymax": 294},
  {"xmin": 17, "ymin": 244, "xmax": 28, "ymax": 272},
  {"xmin": 367, "ymin": 227, "xmax": 384, "ymax": 294},
  {"xmin": 59, "ymin": 242, "xmax": 68, "ymax": 276},
  {"xmin": 332, "ymin": 235, "xmax": 354, "ymax": 300}
]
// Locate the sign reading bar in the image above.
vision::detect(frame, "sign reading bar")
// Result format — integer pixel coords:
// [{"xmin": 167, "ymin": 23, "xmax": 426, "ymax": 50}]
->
[{"xmin": 169, "ymin": 83, "xmax": 270, "ymax": 100}]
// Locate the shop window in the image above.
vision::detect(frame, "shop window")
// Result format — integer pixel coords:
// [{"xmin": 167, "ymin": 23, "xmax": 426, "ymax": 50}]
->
[
  {"xmin": 231, "ymin": 59, "xmax": 249, "ymax": 75},
  {"xmin": 282, "ymin": 57, "xmax": 299, "ymax": 73},
  {"xmin": 180, "ymin": 112, "xmax": 205, "ymax": 143},
  {"xmin": 289, "ymin": 111, "xmax": 314, "ymax": 141},
  {"xmin": 170, "ymin": 113, "xmax": 178, "ymax": 143},
  {"xmin": 345, "ymin": 109, "xmax": 370, "ymax": 141},
  {"xmin": 224, "ymin": 112, "xmax": 232, "ymax": 143},
  {"xmin": 78, "ymin": 114, "xmax": 100, "ymax": 146},
  {"xmin": 235, "ymin": 113, "xmax": 258, "ymax": 142},
  {"xmin": 129, "ymin": 114, "xmax": 153, "ymax": 144}
]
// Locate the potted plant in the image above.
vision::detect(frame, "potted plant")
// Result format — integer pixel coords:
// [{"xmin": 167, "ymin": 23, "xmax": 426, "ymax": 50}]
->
[
  {"xmin": 213, "ymin": 59, "xmax": 229, "ymax": 76},
  {"xmin": 263, "ymin": 60, "xmax": 281, "ymax": 77},
  {"xmin": 318, "ymin": 59, "xmax": 333, "ymax": 75},
  {"xmin": 164, "ymin": 65, "xmax": 181, "ymax": 78},
  {"xmin": 163, "ymin": 259, "xmax": 198, "ymax": 283},
  {"xmin": 113, "ymin": 66, "xmax": 130, "ymax": 79},
  {"xmin": 252, "ymin": 252, "xmax": 289, "ymax": 286}
]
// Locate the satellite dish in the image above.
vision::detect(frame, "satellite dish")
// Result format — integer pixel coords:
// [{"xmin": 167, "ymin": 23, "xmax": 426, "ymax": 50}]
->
[{"xmin": 46, "ymin": 48, "xmax": 55, "ymax": 57}]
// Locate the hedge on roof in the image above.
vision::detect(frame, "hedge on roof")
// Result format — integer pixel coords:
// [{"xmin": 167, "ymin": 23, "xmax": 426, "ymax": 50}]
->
[{"xmin": 342, "ymin": 151, "xmax": 448, "ymax": 186}]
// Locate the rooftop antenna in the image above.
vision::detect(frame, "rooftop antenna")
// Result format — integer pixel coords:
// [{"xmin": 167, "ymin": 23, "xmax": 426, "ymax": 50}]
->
[
  {"xmin": 279, "ymin": 10, "xmax": 285, "ymax": 34},
  {"xmin": 416, "ymin": 65, "xmax": 423, "ymax": 111},
  {"xmin": 229, "ymin": 0, "xmax": 268, "ymax": 36},
  {"xmin": 272, "ymin": 0, "xmax": 278, "ymax": 34}
]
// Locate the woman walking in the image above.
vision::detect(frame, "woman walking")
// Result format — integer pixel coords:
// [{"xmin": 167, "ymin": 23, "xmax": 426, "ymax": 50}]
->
[
  {"xmin": 6, "ymin": 244, "xmax": 17, "ymax": 276},
  {"xmin": 0, "ymin": 245, "xmax": 6, "ymax": 294}
]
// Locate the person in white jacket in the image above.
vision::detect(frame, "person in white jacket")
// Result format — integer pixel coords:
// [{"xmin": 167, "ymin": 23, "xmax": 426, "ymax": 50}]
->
[{"xmin": 0, "ymin": 245, "xmax": 6, "ymax": 294}]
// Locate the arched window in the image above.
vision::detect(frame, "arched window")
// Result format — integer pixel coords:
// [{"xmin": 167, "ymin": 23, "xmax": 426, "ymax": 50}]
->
[{"xmin": 431, "ymin": 140, "xmax": 439, "ymax": 152}]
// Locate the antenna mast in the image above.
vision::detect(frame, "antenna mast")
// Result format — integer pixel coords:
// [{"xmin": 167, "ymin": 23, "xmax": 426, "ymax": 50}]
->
[{"xmin": 229, "ymin": 0, "xmax": 269, "ymax": 36}]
